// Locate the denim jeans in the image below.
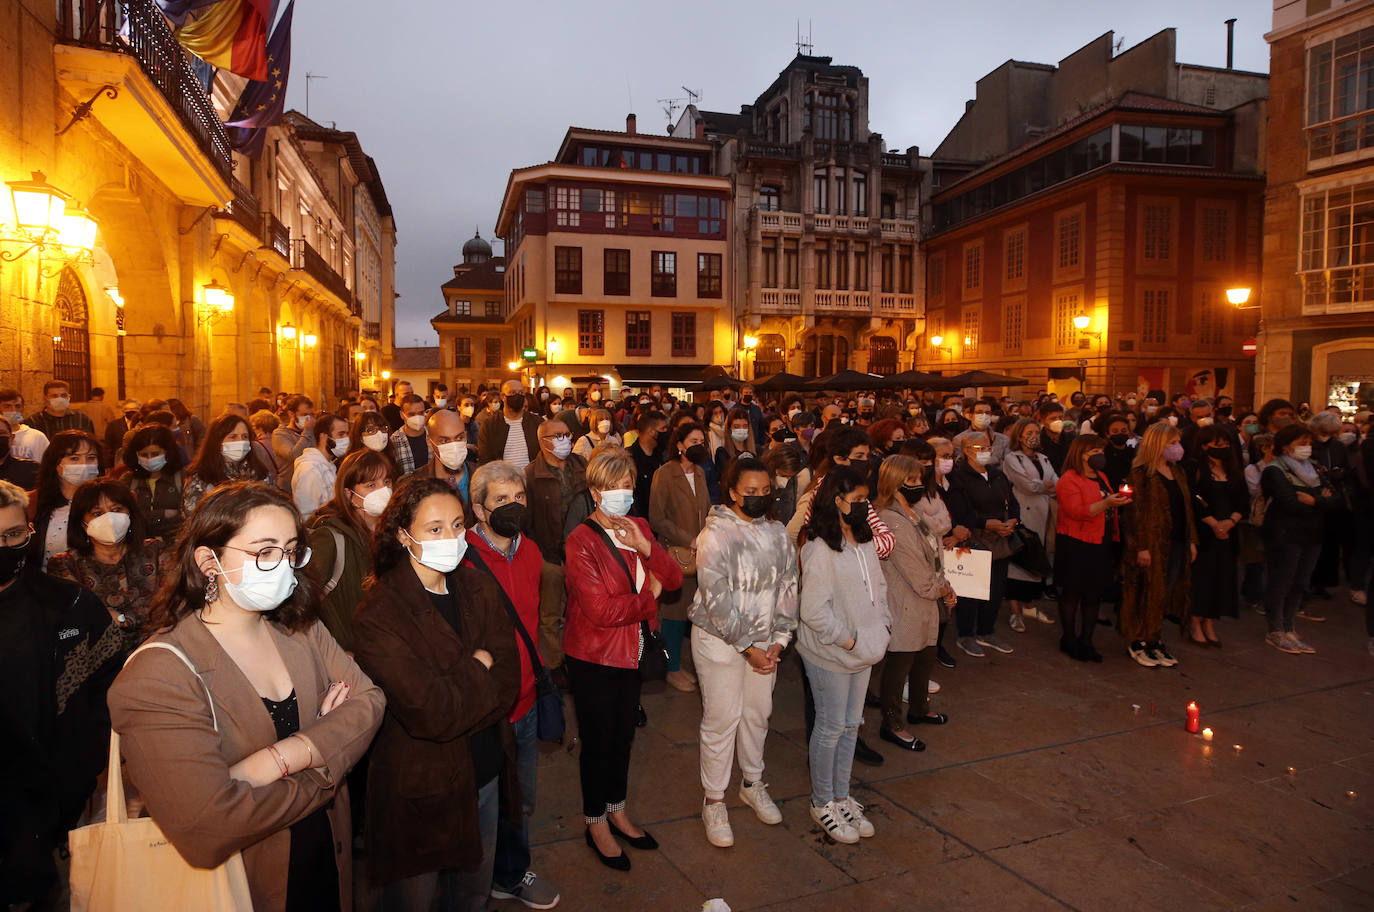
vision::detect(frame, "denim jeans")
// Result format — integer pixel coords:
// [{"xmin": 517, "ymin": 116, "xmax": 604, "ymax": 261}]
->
[
  {"xmin": 802, "ymin": 656, "xmax": 870, "ymax": 808},
  {"xmin": 492, "ymin": 706, "xmax": 538, "ymax": 889},
  {"xmin": 379, "ymin": 778, "xmax": 499, "ymax": 912},
  {"xmin": 1265, "ymin": 541, "xmax": 1322, "ymax": 634}
]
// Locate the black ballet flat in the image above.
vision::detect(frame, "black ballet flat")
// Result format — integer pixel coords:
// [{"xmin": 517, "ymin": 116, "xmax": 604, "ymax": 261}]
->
[
  {"xmin": 634, "ymin": 704, "xmax": 647, "ymax": 728},
  {"xmin": 585, "ymin": 828, "xmax": 630, "ymax": 871},
  {"xmin": 864, "ymin": 692, "xmax": 882, "ymax": 708},
  {"xmin": 879, "ymin": 727, "xmax": 926, "ymax": 751},
  {"xmin": 907, "ymin": 711, "xmax": 949, "ymax": 726},
  {"xmin": 608, "ymin": 820, "xmax": 658, "ymax": 850}
]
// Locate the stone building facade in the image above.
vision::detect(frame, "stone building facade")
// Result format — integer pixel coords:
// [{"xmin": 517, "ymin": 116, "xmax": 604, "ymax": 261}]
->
[
  {"xmin": 432, "ymin": 233, "xmax": 515, "ymax": 393},
  {"xmin": 1262, "ymin": 0, "xmax": 1374, "ymax": 414},
  {"xmin": 0, "ymin": 0, "xmax": 395, "ymax": 419}
]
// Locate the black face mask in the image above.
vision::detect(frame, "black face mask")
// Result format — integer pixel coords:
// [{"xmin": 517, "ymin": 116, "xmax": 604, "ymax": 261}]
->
[
  {"xmin": 1109, "ymin": 433, "xmax": 1129, "ymax": 448},
  {"xmin": 742, "ymin": 395, "xmax": 754, "ymax": 404},
  {"xmin": 0, "ymin": 543, "xmax": 26, "ymax": 586},
  {"xmin": 685, "ymin": 443, "xmax": 708, "ymax": 463},
  {"xmin": 942, "ymin": 421, "xmax": 965, "ymax": 435},
  {"xmin": 1086, "ymin": 453, "xmax": 1108, "ymax": 472},
  {"xmin": 842, "ymin": 499, "xmax": 870, "ymax": 528},
  {"xmin": 1206, "ymin": 445, "xmax": 1231, "ymax": 458},
  {"xmin": 487, "ymin": 502, "xmax": 528, "ymax": 538},
  {"xmin": 738, "ymin": 494, "xmax": 771, "ymax": 518},
  {"xmin": 770, "ymin": 428, "xmax": 794, "ymax": 443},
  {"xmin": 505, "ymin": 394, "xmax": 525, "ymax": 413},
  {"xmin": 899, "ymin": 484, "xmax": 924, "ymax": 503}
]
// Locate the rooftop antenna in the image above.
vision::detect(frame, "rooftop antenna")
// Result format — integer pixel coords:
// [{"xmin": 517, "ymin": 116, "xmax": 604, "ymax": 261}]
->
[
  {"xmin": 1113, "ymin": 34, "xmax": 1126, "ymax": 54},
  {"xmin": 305, "ymin": 71, "xmax": 327, "ymax": 117},
  {"xmin": 796, "ymin": 19, "xmax": 813, "ymax": 56},
  {"xmin": 682, "ymin": 86, "xmax": 702, "ymax": 107},
  {"xmin": 658, "ymin": 95, "xmax": 687, "ymax": 130}
]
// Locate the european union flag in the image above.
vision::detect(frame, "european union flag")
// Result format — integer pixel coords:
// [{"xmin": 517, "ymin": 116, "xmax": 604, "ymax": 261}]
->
[{"xmin": 224, "ymin": 0, "xmax": 293, "ymax": 156}]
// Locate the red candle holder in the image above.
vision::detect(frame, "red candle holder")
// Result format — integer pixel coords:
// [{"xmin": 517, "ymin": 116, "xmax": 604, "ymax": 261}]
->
[
  {"xmin": 1119, "ymin": 483, "xmax": 1133, "ymax": 496},
  {"xmin": 1186, "ymin": 701, "xmax": 1200, "ymax": 734}
]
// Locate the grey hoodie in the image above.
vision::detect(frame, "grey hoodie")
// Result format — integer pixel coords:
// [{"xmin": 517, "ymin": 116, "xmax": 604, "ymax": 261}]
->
[
  {"xmin": 689, "ymin": 505, "xmax": 799, "ymax": 650},
  {"xmin": 797, "ymin": 536, "xmax": 891, "ymax": 673}
]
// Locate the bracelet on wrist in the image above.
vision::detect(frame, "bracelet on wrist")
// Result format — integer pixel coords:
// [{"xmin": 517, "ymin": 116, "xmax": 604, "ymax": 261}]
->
[
  {"xmin": 290, "ymin": 733, "xmax": 315, "ymax": 770},
  {"xmin": 267, "ymin": 744, "xmax": 290, "ymax": 778}
]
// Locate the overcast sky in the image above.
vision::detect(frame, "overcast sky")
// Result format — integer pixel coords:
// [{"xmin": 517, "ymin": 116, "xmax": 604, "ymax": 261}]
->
[{"xmin": 282, "ymin": 0, "xmax": 1272, "ymax": 349}]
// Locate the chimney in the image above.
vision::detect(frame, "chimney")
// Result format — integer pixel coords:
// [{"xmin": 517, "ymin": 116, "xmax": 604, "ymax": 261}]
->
[
  {"xmin": 1225, "ymin": 18, "xmax": 1236, "ymax": 70},
  {"xmin": 695, "ymin": 121, "xmax": 705, "ymax": 140},
  {"xmin": 626, "ymin": 113, "xmax": 636, "ymax": 134}
]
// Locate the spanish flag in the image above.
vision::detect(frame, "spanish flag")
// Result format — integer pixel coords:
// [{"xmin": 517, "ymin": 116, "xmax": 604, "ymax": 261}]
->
[{"xmin": 172, "ymin": 0, "xmax": 270, "ymax": 81}]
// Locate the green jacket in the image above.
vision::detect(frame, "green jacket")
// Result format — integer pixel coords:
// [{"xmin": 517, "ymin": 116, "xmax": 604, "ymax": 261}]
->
[{"xmin": 307, "ymin": 508, "xmax": 371, "ymax": 653}]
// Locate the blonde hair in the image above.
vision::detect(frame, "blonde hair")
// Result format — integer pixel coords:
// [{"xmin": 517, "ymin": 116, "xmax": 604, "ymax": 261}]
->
[
  {"xmin": 873, "ymin": 454, "xmax": 922, "ymax": 513},
  {"xmin": 1131, "ymin": 420, "xmax": 1180, "ymax": 470},
  {"xmin": 586, "ymin": 446, "xmax": 635, "ymax": 491}
]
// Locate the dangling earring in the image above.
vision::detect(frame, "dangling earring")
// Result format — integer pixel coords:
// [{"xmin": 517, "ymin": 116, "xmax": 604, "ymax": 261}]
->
[{"xmin": 204, "ymin": 569, "xmax": 219, "ymax": 604}]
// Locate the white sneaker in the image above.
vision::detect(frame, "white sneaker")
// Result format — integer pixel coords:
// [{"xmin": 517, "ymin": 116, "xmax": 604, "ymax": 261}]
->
[
  {"xmin": 1009, "ymin": 613, "xmax": 1027, "ymax": 633},
  {"xmin": 927, "ymin": 679, "xmax": 941, "ymax": 695},
  {"xmin": 1025, "ymin": 604, "xmax": 1056, "ymax": 624},
  {"xmin": 738, "ymin": 780, "xmax": 782, "ymax": 825},
  {"xmin": 1286, "ymin": 633, "xmax": 1316, "ymax": 655},
  {"xmin": 810, "ymin": 800, "xmax": 859, "ymax": 844},
  {"xmin": 836, "ymin": 796, "xmax": 875, "ymax": 838},
  {"xmin": 702, "ymin": 801, "xmax": 734, "ymax": 847}
]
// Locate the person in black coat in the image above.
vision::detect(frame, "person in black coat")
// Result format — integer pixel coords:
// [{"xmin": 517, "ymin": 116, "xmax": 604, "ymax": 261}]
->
[
  {"xmin": 1184, "ymin": 426, "xmax": 1249, "ymax": 647},
  {"xmin": 944, "ymin": 432, "xmax": 1021, "ymax": 659},
  {"xmin": 0, "ymin": 479, "xmax": 122, "ymax": 908}
]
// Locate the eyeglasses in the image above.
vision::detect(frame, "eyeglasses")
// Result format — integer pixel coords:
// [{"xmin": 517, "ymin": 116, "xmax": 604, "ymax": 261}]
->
[
  {"xmin": 0, "ymin": 525, "xmax": 33, "ymax": 548},
  {"xmin": 221, "ymin": 544, "xmax": 312, "ymax": 571}
]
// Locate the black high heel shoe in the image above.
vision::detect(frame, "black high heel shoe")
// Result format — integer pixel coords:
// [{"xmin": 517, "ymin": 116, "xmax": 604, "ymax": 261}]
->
[
  {"xmin": 585, "ymin": 827, "xmax": 630, "ymax": 871},
  {"xmin": 608, "ymin": 819, "xmax": 658, "ymax": 850}
]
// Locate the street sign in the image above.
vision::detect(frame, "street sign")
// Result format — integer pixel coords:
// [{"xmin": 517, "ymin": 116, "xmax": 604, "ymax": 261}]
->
[
  {"xmin": 522, "ymin": 347, "xmax": 539, "ymax": 362},
  {"xmin": 1242, "ymin": 338, "xmax": 1257, "ymax": 357}
]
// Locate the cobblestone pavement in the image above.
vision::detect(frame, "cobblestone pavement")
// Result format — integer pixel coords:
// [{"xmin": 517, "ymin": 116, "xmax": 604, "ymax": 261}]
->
[{"xmin": 508, "ymin": 591, "xmax": 1374, "ymax": 912}]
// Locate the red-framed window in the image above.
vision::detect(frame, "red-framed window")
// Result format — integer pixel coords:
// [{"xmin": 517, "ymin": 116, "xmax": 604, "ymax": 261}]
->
[
  {"xmin": 625, "ymin": 311, "xmax": 651, "ymax": 356},
  {"xmin": 578, "ymin": 309, "xmax": 604, "ymax": 355},
  {"xmin": 671, "ymin": 312, "xmax": 696, "ymax": 357}
]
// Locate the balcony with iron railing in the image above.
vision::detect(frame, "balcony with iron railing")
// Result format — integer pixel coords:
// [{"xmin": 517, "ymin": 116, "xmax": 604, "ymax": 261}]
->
[
  {"xmin": 265, "ymin": 214, "xmax": 291, "ymax": 261},
  {"xmin": 55, "ymin": 0, "xmax": 234, "ymax": 204},
  {"xmin": 216, "ymin": 178, "xmax": 262, "ymax": 238},
  {"xmin": 292, "ymin": 238, "xmax": 356, "ymax": 313}
]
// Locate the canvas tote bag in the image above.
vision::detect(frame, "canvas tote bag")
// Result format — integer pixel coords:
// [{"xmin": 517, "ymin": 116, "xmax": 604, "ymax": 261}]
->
[{"xmin": 69, "ymin": 642, "xmax": 253, "ymax": 912}]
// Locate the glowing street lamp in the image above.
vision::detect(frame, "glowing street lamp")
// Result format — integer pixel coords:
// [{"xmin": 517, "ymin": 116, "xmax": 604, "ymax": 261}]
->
[
  {"xmin": 280, "ymin": 322, "xmax": 297, "ymax": 342},
  {"xmin": 743, "ymin": 334, "xmax": 759, "ymax": 349},
  {"xmin": 355, "ymin": 350, "xmax": 367, "ymax": 361},
  {"xmin": 302, "ymin": 333, "xmax": 318, "ymax": 348},
  {"xmin": 7, "ymin": 171, "xmax": 69, "ymax": 234},
  {"xmin": 1227, "ymin": 287, "xmax": 1256, "ymax": 309},
  {"xmin": 1073, "ymin": 314, "xmax": 1091, "ymax": 331}
]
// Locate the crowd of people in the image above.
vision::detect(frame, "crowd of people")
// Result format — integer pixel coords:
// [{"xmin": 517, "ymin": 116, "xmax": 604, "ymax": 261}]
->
[{"xmin": 3, "ymin": 373, "xmax": 1371, "ymax": 911}]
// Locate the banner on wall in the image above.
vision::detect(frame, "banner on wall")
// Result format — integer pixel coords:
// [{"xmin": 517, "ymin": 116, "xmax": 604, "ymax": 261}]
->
[{"xmin": 1134, "ymin": 367, "xmax": 1233, "ymax": 399}]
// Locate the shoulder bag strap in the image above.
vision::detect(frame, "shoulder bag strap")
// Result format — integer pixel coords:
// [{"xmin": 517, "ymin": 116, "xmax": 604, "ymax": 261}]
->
[
  {"xmin": 580, "ymin": 518, "xmax": 638, "ymax": 590},
  {"xmin": 464, "ymin": 547, "xmax": 547, "ymax": 674},
  {"xmin": 125, "ymin": 641, "xmax": 218, "ymax": 732},
  {"xmin": 321, "ymin": 528, "xmax": 347, "ymax": 595}
]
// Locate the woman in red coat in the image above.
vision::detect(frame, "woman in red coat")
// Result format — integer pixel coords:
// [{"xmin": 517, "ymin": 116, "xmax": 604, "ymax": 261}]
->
[{"xmin": 563, "ymin": 447, "xmax": 682, "ymax": 871}]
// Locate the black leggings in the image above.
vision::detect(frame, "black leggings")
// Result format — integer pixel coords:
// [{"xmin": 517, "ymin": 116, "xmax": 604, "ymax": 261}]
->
[{"xmin": 565, "ymin": 656, "xmax": 641, "ymax": 822}]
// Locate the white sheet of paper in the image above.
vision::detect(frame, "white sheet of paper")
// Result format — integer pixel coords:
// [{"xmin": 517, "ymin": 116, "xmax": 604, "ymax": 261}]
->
[{"xmin": 942, "ymin": 548, "xmax": 992, "ymax": 601}]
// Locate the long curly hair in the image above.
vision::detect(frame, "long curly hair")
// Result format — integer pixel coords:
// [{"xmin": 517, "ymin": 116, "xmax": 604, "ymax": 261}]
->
[
  {"xmin": 368, "ymin": 476, "xmax": 463, "ymax": 583},
  {"xmin": 188, "ymin": 413, "xmax": 270, "ymax": 485},
  {"xmin": 148, "ymin": 481, "xmax": 318, "ymax": 633}
]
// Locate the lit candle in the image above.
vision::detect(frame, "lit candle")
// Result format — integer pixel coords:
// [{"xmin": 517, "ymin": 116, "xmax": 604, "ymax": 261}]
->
[
  {"xmin": 1233, "ymin": 744, "xmax": 1243, "ymax": 753},
  {"xmin": 1186, "ymin": 701, "xmax": 1200, "ymax": 734},
  {"xmin": 1201, "ymin": 727, "xmax": 1213, "ymax": 741},
  {"xmin": 1119, "ymin": 483, "xmax": 1132, "ymax": 496}
]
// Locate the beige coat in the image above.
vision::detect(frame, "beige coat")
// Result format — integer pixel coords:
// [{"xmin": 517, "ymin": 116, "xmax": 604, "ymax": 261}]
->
[
  {"xmin": 877, "ymin": 505, "xmax": 949, "ymax": 652},
  {"xmin": 648, "ymin": 459, "xmax": 709, "ymax": 620},
  {"xmin": 106, "ymin": 616, "xmax": 385, "ymax": 912}
]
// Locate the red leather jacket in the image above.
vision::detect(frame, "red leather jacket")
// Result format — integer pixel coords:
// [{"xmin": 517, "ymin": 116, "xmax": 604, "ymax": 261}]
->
[
  {"xmin": 562, "ymin": 516, "xmax": 684, "ymax": 669},
  {"xmin": 1056, "ymin": 469, "xmax": 1116, "ymax": 545}
]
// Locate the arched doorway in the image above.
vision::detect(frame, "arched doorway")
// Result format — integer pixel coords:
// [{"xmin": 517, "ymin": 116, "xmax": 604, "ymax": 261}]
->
[
  {"xmin": 753, "ymin": 333, "xmax": 786, "ymax": 377},
  {"xmin": 869, "ymin": 335, "xmax": 897, "ymax": 375},
  {"xmin": 53, "ymin": 268, "xmax": 92, "ymax": 400}
]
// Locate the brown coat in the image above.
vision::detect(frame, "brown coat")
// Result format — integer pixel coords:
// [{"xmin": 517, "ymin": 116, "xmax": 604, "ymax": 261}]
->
[
  {"xmin": 106, "ymin": 616, "xmax": 385, "ymax": 912},
  {"xmin": 1121, "ymin": 465, "xmax": 1199, "ymax": 641},
  {"xmin": 351, "ymin": 561, "xmax": 521, "ymax": 885},
  {"xmin": 525, "ymin": 451, "xmax": 587, "ymax": 564},
  {"xmin": 477, "ymin": 411, "xmax": 542, "ymax": 466},
  {"xmin": 649, "ymin": 459, "xmax": 709, "ymax": 620}
]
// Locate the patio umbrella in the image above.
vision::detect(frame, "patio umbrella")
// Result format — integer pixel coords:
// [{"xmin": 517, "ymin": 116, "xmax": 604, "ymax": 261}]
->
[
  {"xmin": 888, "ymin": 369, "xmax": 959, "ymax": 390},
  {"xmin": 805, "ymin": 370, "xmax": 895, "ymax": 391},
  {"xmin": 753, "ymin": 371, "xmax": 809, "ymax": 392},
  {"xmin": 948, "ymin": 370, "xmax": 1031, "ymax": 387},
  {"xmin": 695, "ymin": 373, "xmax": 739, "ymax": 391}
]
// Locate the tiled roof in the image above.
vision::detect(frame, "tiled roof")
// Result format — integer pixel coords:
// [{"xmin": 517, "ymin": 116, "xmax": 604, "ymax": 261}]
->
[
  {"xmin": 441, "ymin": 256, "xmax": 506, "ymax": 291},
  {"xmin": 391, "ymin": 347, "xmax": 440, "ymax": 371}
]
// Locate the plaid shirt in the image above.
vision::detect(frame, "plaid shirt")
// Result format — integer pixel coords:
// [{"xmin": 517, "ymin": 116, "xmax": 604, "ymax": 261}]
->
[{"xmin": 390, "ymin": 428, "xmax": 428, "ymax": 475}]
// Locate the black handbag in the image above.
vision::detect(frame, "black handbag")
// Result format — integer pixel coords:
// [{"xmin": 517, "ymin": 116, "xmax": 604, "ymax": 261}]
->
[
  {"xmin": 1009, "ymin": 526, "xmax": 1052, "ymax": 578},
  {"xmin": 465, "ymin": 552, "xmax": 566, "ymax": 742},
  {"xmin": 581, "ymin": 519, "xmax": 669, "ymax": 682}
]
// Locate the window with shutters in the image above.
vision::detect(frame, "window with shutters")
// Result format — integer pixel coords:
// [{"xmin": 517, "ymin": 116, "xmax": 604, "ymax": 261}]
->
[
  {"xmin": 671, "ymin": 312, "xmax": 696, "ymax": 357},
  {"xmin": 1200, "ymin": 205, "xmax": 1231, "ymax": 263},
  {"xmin": 1143, "ymin": 202, "xmax": 1173, "ymax": 262},
  {"xmin": 963, "ymin": 241, "xmax": 982, "ymax": 294},
  {"xmin": 578, "ymin": 309, "xmax": 604, "ymax": 355},
  {"xmin": 961, "ymin": 308, "xmax": 980, "ymax": 357},
  {"xmin": 554, "ymin": 246, "xmax": 581, "ymax": 294},
  {"xmin": 1005, "ymin": 228, "xmax": 1025, "ymax": 282},
  {"xmin": 1197, "ymin": 291, "xmax": 1224, "ymax": 346},
  {"xmin": 604, "ymin": 249, "xmax": 630, "ymax": 295},
  {"xmin": 454, "ymin": 337, "xmax": 472, "ymax": 368},
  {"xmin": 625, "ymin": 311, "xmax": 652, "ymax": 355},
  {"xmin": 1142, "ymin": 289, "xmax": 1170, "ymax": 344},
  {"xmin": 1054, "ymin": 292, "xmax": 1080, "ymax": 350},
  {"xmin": 1003, "ymin": 298, "xmax": 1024, "ymax": 355}
]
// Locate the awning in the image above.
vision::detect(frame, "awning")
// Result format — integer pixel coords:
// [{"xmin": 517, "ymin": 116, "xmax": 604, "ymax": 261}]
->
[{"xmin": 613, "ymin": 364, "xmax": 730, "ymax": 384}]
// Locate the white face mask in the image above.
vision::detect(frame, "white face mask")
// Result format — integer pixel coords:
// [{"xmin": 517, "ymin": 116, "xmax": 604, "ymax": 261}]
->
[
  {"xmin": 597, "ymin": 419, "xmax": 612, "ymax": 435},
  {"xmin": 61, "ymin": 463, "xmax": 99, "ymax": 485},
  {"xmin": 221, "ymin": 440, "xmax": 251, "ymax": 462},
  {"xmin": 1196, "ymin": 416, "xmax": 1214, "ymax": 427},
  {"xmin": 436, "ymin": 440, "xmax": 467, "ymax": 469},
  {"xmin": 460, "ymin": 405, "xmax": 475, "ymax": 419},
  {"xmin": 589, "ymin": 390, "xmax": 601, "ymax": 402},
  {"xmin": 773, "ymin": 474, "xmax": 791, "ymax": 491},
  {"xmin": 214, "ymin": 553, "xmax": 302, "ymax": 612},
  {"xmin": 403, "ymin": 529, "xmax": 465, "ymax": 573},
  {"xmin": 974, "ymin": 450, "xmax": 994, "ymax": 466},
  {"xmin": 1291, "ymin": 445, "xmax": 1313, "ymax": 460},
  {"xmin": 551, "ymin": 437, "xmax": 572, "ymax": 459},
  {"xmin": 86, "ymin": 511, "xmax": 131, "ymax": 545},
  {"xmin": 138, "ymin": 454, "xmax": 167, "ymax": 473},
  {"xmin": 2, "ymin": 410, "xmax": 22, "ymax": 424},
  {"xmin": 330, "ymin": 437, "xmax": 350, "ymax": 458},
  {"xmin": 1048, "ymin": 420, "xmax": 1065, "ymax": 434},
  {"xmin": 405, "ymin": 414, "xmax": 426, "ymax": 432},
  {"xmin": 548, "ymin": 403, "xmax": 561, "ymax": 414},
  {"xmin": 434, "ymin": 398, "xmax": 448, "ymax": 408},
  {"xmin": 936, "ymin": 457, "xmax": 954, "ymax": 476},
  {"xmin": 1339, "ymin": 432, "xmax": 1358, "ymax": 447},
  {"xmin": 48, "ymin": 396, "xmax": 71, "ymax": 413},
  {"xmin": 597, "ymin": 488, "xmax": 634, "ymax": 517},
  {"xmin": 296, "ymin": 415, "xmax": 311, "ymax": 430},
  {"xmin": 1167, "ymin": 415, "xmax": 1179, "ymax": 426},
  {"xmin": 354, "ymin": 485, "xmax": 392, "ymax": 517},
  {"xmin": 363, "ymin": 430, "xmax": 389, "ymax": 452},
  {"xmin": 972, "ymin": 413, "xmax": 990, "ymax": 429},
  {"xmin": 731, "ymin": 428, "xmax": 750, "ymax": 443},
  {"xmin": 788, "ymin": 408, "xmax": 801, "ymax": 420}
]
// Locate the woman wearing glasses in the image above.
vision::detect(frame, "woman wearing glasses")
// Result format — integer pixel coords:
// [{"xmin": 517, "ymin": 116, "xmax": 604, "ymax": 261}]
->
[
  {"xmin": 352, "ymin": 477, "xmax": 520, "ymax": 912},
  {"xmin": 107, "ymin": 482, "xmax": 385, "ymax": 912}
]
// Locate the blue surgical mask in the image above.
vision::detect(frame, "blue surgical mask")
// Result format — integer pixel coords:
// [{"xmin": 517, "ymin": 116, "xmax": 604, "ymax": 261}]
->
[{"xmin": 598, "ymin": 488, "xmax": 634, "ymax": 517}]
